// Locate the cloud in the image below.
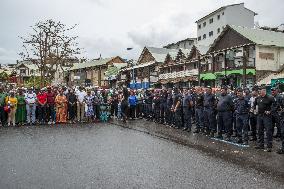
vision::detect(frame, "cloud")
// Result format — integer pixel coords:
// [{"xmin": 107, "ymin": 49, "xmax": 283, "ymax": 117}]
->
[
  {"xmin": 0, "ymin": 47, "xmax": 18, "ymax": 64},
  {"xmin": 128, "ymin": 11, "xmax": 196, "ymax": 48}
]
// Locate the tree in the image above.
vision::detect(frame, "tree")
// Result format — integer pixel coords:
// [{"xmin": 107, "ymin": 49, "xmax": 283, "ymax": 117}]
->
[
  {"xmin": 19, "ymin": 19, "xmax": 81, "ymax": 87},
  {"xmin": 0, "ymin": 72, "xmax": 8, "ymax": 82}
]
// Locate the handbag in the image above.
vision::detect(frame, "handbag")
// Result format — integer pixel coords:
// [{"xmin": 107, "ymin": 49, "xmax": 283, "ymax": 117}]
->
[{"xmin": 4, "ymin": 97, "xmax": 11, "ymax": 113}]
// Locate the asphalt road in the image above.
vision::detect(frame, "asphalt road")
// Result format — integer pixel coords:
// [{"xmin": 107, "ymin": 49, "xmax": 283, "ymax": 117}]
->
[{"xmin": 0, "ymin": 124, "xmax": 283, "ymax": 189}]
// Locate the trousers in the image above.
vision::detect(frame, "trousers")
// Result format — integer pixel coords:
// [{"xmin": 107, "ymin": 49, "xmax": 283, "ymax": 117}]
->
[{"xmin": 257, "ymin": 114, "xmax": 273, "ymax": 148}]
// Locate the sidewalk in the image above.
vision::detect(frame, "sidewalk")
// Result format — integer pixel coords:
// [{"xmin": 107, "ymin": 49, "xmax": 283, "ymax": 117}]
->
[{"xmin": 110, "ymin": 119, "xmax": 284, "ymax": 180}]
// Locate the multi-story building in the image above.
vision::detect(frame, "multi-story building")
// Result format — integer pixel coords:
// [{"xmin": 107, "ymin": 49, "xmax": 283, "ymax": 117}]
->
[
  {"xmin": 68, "ymin": 56, "xmax": 126, "ymax": 87},
  {"xmin": 199, "ymin": 25, "xmax": 284, "ymax": 89},
  {"xmin": 196, "ymin": 3, "xmax": 257, "ymax": 46}
]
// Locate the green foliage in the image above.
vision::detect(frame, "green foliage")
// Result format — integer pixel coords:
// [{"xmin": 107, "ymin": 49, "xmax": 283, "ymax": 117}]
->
[
  {"xmin": 0, "ymin": 72, "xmax": 8, "ymax": 82},
  {"xmin": 24, "ymin": 76, "xmax": 51, "ymax": 88}
]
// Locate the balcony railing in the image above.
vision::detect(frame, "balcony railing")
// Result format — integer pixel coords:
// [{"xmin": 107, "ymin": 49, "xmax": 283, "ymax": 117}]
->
[{"xmin": 159, "ymin": 69, "xmax": 198, "ymax": 80}]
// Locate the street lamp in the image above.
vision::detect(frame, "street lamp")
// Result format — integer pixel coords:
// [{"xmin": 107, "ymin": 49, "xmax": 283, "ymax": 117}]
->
[{"xmin": 127, "ymin": 48, "xmax": 135, "ymax": 89}]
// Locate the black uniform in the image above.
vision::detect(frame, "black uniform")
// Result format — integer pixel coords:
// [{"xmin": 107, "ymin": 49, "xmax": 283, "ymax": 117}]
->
[{"xmin": 254, "ymin": 95, "xmax": 274, "ymax": 149}]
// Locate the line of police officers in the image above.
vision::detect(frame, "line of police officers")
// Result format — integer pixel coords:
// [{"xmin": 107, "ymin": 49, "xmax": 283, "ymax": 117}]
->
[{"xmin": 142, "ymin": 86, "xmax": 284, "ymax": 154}]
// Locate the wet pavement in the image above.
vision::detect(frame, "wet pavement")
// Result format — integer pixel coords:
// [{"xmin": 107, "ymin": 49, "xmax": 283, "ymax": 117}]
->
[{"xmin": 0, "ymin": 123, "xmax": 284, "ymax": 189}]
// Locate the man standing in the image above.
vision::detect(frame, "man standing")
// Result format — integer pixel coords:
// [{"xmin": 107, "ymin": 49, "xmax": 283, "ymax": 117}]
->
[
  {"xmin": 249, "ymin": 90, "xmax": 258, "ymax": 141},
  {"xmin": 234, "ymin": 88, "xmax": 250, "ymax": 145},
  {"xmin": 159, "ymin": 88, "xmax": 168, "ymax": 124},
  {"xmin": 25, "ymin": 88, "xmax": 37, "ymax": 125},
  {"xmin": 165, "ymin": 88, "xmax": 173, "ymax": 126},
  {"xmin": 254, "ymin": 88, "xmax": 274, "ymax": 152},
  {"xmin": 46, "ymin": 87, "xmax": 56, "ymax": 125},
  {"xmin": 271, "ymin": 88, "xmax": 283, "ymax": 138},
  {"xmin": 172, "ymin": 88, "xmax": 183, "ymax": 129},
  {"xmin": 216, "ymin": 86, "xmax": 234, "ymax": 141},
  {"xmin": 193, "ymin": 87, "xmax": 204, "ymax": 134},
  {"xmin": 76, "ymin": 87, "xmax": 86, "ymax": 122},
  {"xmin": 182, "ymin": 87, "xmax": 193, "ymax": 132},
  {"xmin": 203, "ymin": 86, "xmax": 217, "ymax": 136},
  {"xmin": 37, "ymin": 89, "xmax": 47, "ymax": 125}
]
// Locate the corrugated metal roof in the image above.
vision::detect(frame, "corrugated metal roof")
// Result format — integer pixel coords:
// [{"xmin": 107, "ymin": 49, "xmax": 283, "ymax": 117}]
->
[
  {"xmin": 146, "ymin": 47, "xmax": 192, "ymax": 62},
  {"xmin": 194, "ymin": 45, "xmax": 210, "ymax": 55},
  {"xmin": 69, "ymin": 57, "xmax": 113, "ymax": 71},
  {"xmin": 230, "ymin": 25, "xmax": 284, "ymax": 47}
]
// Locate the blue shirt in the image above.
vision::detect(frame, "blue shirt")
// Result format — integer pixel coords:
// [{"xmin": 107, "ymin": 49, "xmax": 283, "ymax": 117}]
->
[{"xmin": 128, "ymin": 95, "xmax": 137, "ymax": 106}]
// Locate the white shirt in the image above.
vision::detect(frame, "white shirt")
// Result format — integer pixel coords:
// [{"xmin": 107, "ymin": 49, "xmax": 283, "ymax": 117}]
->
[
  {"xmin": 76, "ymin": 90, "xmax": 87, "ymax": 103},
  {"xmin": 25, "ymin": 93, "xmax": 37, "ymax": 104}
]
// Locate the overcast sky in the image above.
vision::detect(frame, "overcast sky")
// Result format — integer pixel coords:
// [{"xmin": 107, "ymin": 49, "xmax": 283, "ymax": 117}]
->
[{"xmin": 0, "ymin": 0, "xmax": 283, "ymax": 64}]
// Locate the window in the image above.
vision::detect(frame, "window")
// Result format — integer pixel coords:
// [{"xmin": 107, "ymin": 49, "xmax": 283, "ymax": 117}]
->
[
  {"xmin": 203, "ymin": 22, "xmax": 206, "ymax": 27},
  {"xmin": 198, "ymin": 36, "xmax": 201, "ymax": 41},
  {"xmin": 217, "ymin": 28, "xmax": 220, "ymax": 33},
  {"xmin": 203, "ymin": 34, "xmax": 206, "ymax": 39},
  {"xmin": 222, "ymin": 12, "xmax": 224, "ymax": 15},
  {"xmin": 209, "ymin": 31, "xmax": 213, "ymax": 37},
  {"xmin": 209, "ymin": 18, "xmax": 213, "ymax": 24},
  {"xmin": 217, "ymin": 15, "xmax": 220, "ymax": 20},
  {"xmin": 198, "ymin": 24, "xmax": 201, "ymax": 29}
]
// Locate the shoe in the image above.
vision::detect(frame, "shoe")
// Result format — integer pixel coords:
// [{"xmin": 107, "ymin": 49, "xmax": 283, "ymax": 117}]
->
[
  {"xmin": 216, "ymin": 134, "xmax": 223, "ymax": 139},
  {"xmin": 255, "ymin": 146, "xmax": 264, "ymax": 150},
  {"xmin": 243, "ymin": 141, "xmax": 248, "ymax": 145},
  {"xmin": 182, "ymin": 127, "xmax": 187, "ymax": 131},
  {"xmin": 193, "ymin": 129, "xmax": 200, "ymax": 133},
  {"xmin": 276, "ymin": 149, "xmax": 284, "ymax": 154},
  {"xmin": 265, "ymin": 148, "xmax": 272, "ymax": 152},
  {"xmin": 236, "ymin": 139, "xmax": 243, "ymax": 144},
  {"xmin": 209, "ymin": 132, "xmax": 215, "ymax": 138},
  {"xmin": 187, "ymin": 128, "xmax": 191, "ymax": 132}
]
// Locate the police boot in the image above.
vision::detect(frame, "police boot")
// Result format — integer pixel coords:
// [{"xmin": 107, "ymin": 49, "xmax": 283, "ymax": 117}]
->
[
  {"xmin": 243, "ymin": 140, "xmax": 248, "ymax": 145},
  {"xmin": 216, "ymin": 132, "xmax": 223, "ymax": 140},
  {"xmin": 193, "ymin": 128, "xmax": 200, "ymax": 133},
  {"xmin": 277, "ymin": 149, "xmax": 284, "ymax": 154},
  {"xmin": 236, "ymin": 137, "xmax": 243, "ymax": 144}
]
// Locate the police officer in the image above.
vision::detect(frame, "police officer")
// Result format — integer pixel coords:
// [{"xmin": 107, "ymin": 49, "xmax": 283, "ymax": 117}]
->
[
  {"xmin": 203, "ymin": 86, "xmax": 217, "ymax": 137},
  {"xmin": 254, "ymin": 88, "xmax": 274, "ymax": 152},
  {"xmin": 144, "ymin": 89, "xmax": 154, "ymax": 121},
  {"xmin": 234, "ymin": 88, "xmax": 250, "ymax": 145},
  {"xmin": 249, "ymin": 90, "xmax": 258, "ymax": 141},
  {"xmin": 159, "ymin": 88, "xmax": 168, "ymax": 124},
  {"xmin": 271, "ymin": 88, "xmax": 283, "ymax": 138},
  {"xmin": 165, "ymin": 88, "xmax": 174, "ymax": 127},
  {"xmin": 152, "ymin": 92, "xmax": 161, "ymax": 123},
  {"xmin": 216, "ymin": 86, "xmax": 234, "ymax": 141},
  {"xmin": 277, "ymin": 98, "xmax": 284, "ymax": 154},
  {"xmin": 193, "ymin": 87, "xmax": 204, "ymax": 133},
  {"xmin": 182, "ymin": 87, "xmax": 193, "ymax": 132},
  {"xmin": 172, "ymin": 88, "xmax": 183, "ymax": 129}
]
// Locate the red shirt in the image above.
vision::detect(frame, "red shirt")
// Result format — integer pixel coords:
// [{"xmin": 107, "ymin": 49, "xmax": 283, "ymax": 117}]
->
[
  {"xmin": 46, "ymin": 92, "xmax": 55, "ymax": 104},
  {"xmin": 37, "ymin": 93, "xmax": 47, "ymax": 104}
]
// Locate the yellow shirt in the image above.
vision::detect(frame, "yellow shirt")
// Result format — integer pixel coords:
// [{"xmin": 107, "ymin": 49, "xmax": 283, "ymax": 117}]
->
[{"xmin": 5, "ymin": 96, "xmax": 18, "ymax": 109}]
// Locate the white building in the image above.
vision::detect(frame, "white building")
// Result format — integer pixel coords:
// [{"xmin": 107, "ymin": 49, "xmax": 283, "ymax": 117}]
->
[{"xmin": 196, "ymin": 3, "xmax": 257, "ymax": 46}]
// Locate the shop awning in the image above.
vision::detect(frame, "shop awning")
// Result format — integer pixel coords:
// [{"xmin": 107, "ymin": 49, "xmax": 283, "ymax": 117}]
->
[{"xmin": 200, "ymin": 73, "xmax": 216, "ymax": 80}]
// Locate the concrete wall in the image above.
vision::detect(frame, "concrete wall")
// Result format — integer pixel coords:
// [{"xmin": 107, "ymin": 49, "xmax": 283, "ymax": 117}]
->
[
  {"xmin": 197, "ymin": 3, "xmax": 255, "ymax": 46},
  {"xmin": 255, "ymin": 46, "xmax": 284, "ymax": 71}
]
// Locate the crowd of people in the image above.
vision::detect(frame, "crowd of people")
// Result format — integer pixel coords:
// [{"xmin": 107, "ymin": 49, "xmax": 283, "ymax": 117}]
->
[{"xmin": 0, "ymin": 85, "xmax": 284, "ymax": 154}]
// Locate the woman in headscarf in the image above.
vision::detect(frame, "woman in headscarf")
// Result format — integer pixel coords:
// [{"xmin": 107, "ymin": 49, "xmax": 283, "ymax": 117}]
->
[
  {"xmin": 5, "ymin": 91, "xmax": 18, "ymax": 126},
  {"xmin": 16, "ymin": 88, "xmax": 26, "ymax": 126},
  {"xmin": 55, "ymin": 89, "xmax": 68, "ymax": 124}
]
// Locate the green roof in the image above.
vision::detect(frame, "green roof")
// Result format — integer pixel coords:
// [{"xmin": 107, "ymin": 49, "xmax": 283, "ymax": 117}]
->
[{"xmin": 230, "ymin": 25, "xmax": 284, "ymax": 47}]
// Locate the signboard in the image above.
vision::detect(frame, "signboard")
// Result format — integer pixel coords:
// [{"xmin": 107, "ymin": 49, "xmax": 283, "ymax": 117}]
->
[{"xmin": 259, "ymin": 52, "xmax": 274, "ymax": 60}]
